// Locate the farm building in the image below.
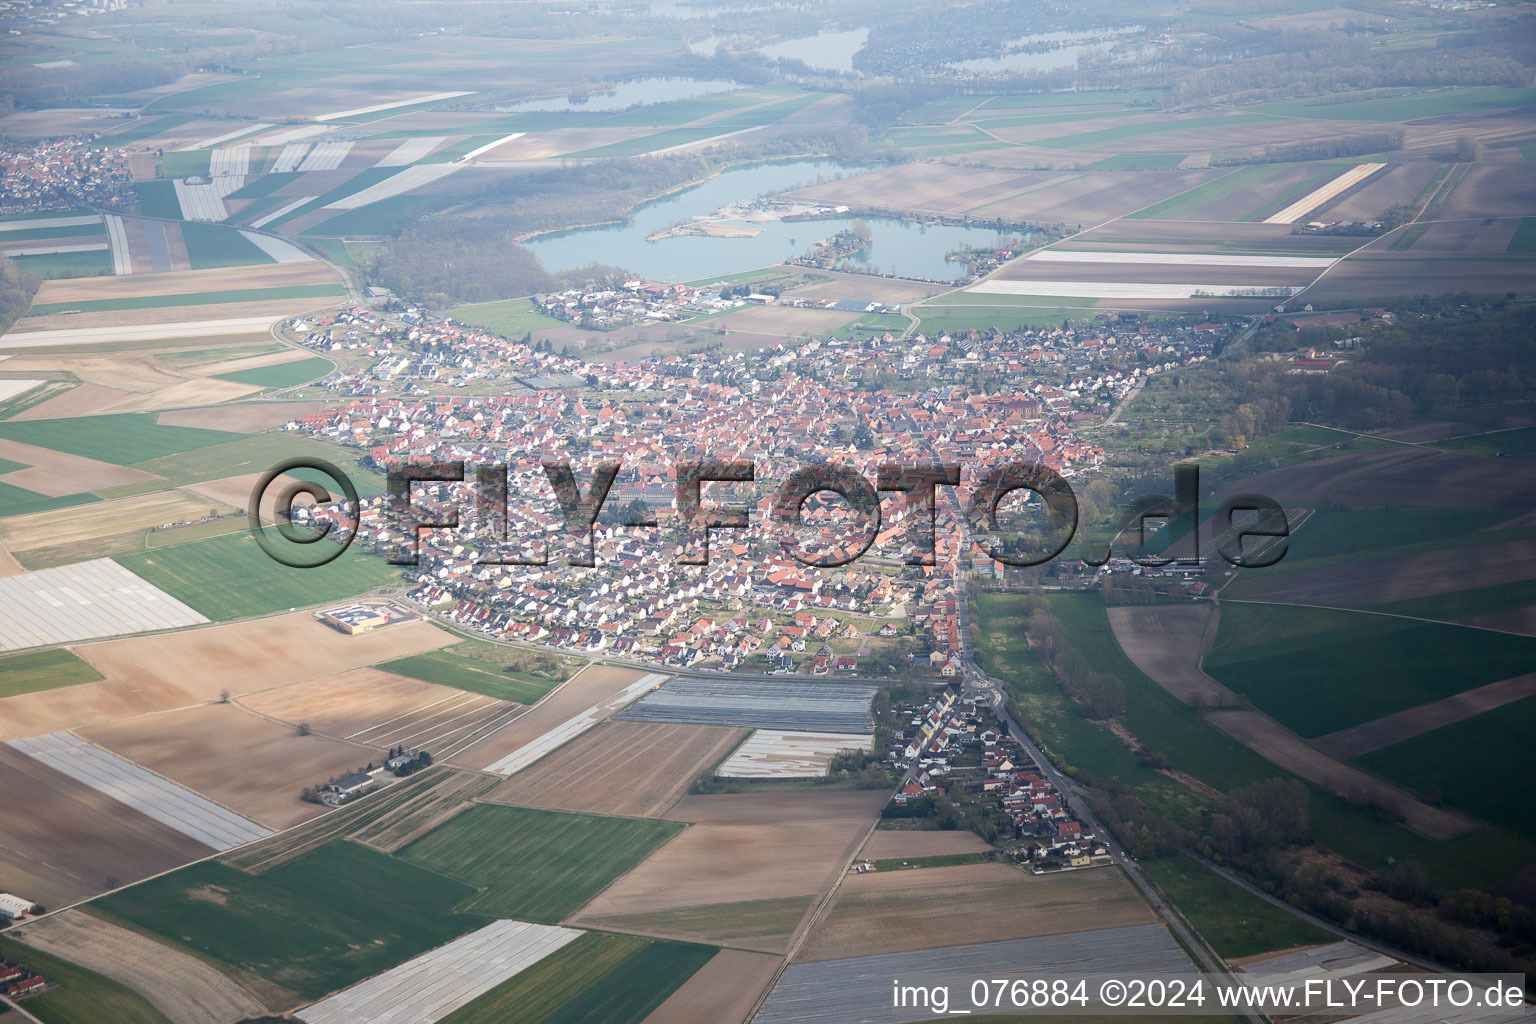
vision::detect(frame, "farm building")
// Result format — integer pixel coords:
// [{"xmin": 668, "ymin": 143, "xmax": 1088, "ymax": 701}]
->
[{"xmin": 0, "ymin": 893, "xmax": 34, "ymax": 920}]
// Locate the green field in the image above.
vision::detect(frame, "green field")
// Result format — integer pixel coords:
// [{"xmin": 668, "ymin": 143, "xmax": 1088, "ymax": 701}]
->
[
  {"xmin": 1253, "ymin": 506, "xmax": 1520, "ymax": 570},
  {"xmin": 303, "ymin": 193, "xmax": 445, "ymax": 236},
  {"xmin": 1205, "ymin": 604, "xmax": 1536, "ymax": 737},
  {"xmin": 1048, "ymin": 593, "xmax": 1285, "ymax": 794},
  {"xmin": 129, "ymin": 432, "xmax": 380, "ymax": 489},
  {"xmin": 439, "ymin": 932, "xmax": 715, "ymax": 1024},
  {"xmin": 1259, "ymin": 86, "xmax": 1536, "ymax": 122},
  {"xmin": 9, "ymin": 248, "xmax": 114, "ymax": 279},
  {"xmin": 0, "ymin": 481, "xmax": 100, "ymax": 518},
  {"xmin": 1087, "ymin": 153, "xmax": 1187, "ymax": 170},
  {"xmin": 212, "ymin": 356, "xmax": 334, "ymax": 388},
  {"xmin": 449, "ymin": 297, "xmax": 569, "ymax": 339},
  {"xmin": 180, "ymin": 222, "xmax": 277, "ymax": 269},
  {"xmin": 0, "ymin": 413, "xmax": 241, "ymax": 465},
  {"xmin": 0, "ymin": 936, "xmax": 171, "ymax": 1024},
  {"xmin": 266, "ymin": 167, "xmax": 404, "ymax": 227},
  {"xmin": 1355, "ymin": 695, "xmax": 1536, "ymax": 838},
  {"xmin": 26, "ymin": 285, "xmax": 344, "ymax": 317},
  {"xmin": 160, "ymin": 149, "xmax": 212, "ymax": 178},
  {"xmin": 569, "ymin": 126, "xmax": 735, "ymax": 158},
  {"xmin": 1371, "ymin": 577, "xmax": 1536, "ymax": 624},
  {"xmin": 377, "ymin": 643, "xmax": 571, "ymax": 704},
  {"xmin": 1143, "ymin": 855, "xmax": 1334, "ymax": 960},
  {"xmin": 133, "ymin": 180, "xmax": 182, "ymax": 220},
  {"xmin": 1508, "ymin": 218, "xmax": 1536, "ymax": 253},
  {"xmin": 399, "ymin": 804, "xmax": 684, "ymax": 922},
  {"xmin": 0, "ymin": 648, "xmax": 104, "ymax": 698},
  {"xmin": 116, "ymin": 531, "xmax": 400, "ymax": 619},
  {"xmin": 1036, "ymin": 114, "xmax": 1277, "ymax": 150},
  {"xmin": 226, "ymin": 172, "xmax": 302, "ymax": 199},
  {"xmin": 104, "ymin": 112, "xmax": 198, "ymax": 146},
  {"xmin": 93, "ymin": 841, "xmax": 482, "ymax": 1001},
  {"xmin": 1127, "ymin": 164, "xmax": 1289, "ymax": 220},
  {"xmin": 0, "ymin": 222, "xmax": 104, "ymax": 242},
  {"xmin": 1432, "ymin": 424, "xmax": 1536, "ymax": 457}
]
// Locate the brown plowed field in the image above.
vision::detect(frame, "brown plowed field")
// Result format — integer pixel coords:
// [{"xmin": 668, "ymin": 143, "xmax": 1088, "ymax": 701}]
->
[
  {"xmin": 14, "ymin": 909, "xmax": 265, "ymax": 1024},
  {"xmin": 484, "ymin": 721, "xmax": 746, "ymax": 818},
  {"xmin": 241, "ymin": 666, "xmax": 519, "ymax": 760},
  {"xmin": 1106, "ymin": 605, "xmax": 1241, "ymax": 707},
  {"xmin": 1228, "ymin": 537, "xmax": 1536, "ymax": 607},
  {"xmin": 794, "ymin": 863, "xmax": 1153, "ymax": 962},
  {"xmin": 640, "ymin": 949, "xmax": 784, "ymax": 1024},
  {"xmin": 859, "ymin": 829, "xmax": 993, "ymax": 860},
  {"xmin": 0, "ymin": 746, "xmax": 211, "ymax": 906},
  {"xmin": 0, "ymin": 615, "xmax": 451, "ymax": 740},
  {"xmin": 158, "ymin": 400, "xmax": 327, "ymax": 432},
  {"xmin": 573, "ymin": 790, "xmax": 885, "ymax": 950},
  {"xmin": 80, "ymin": 703, "xmax": 365, "ymax": 829},
  {"xmin": 0, "ymin": 438, "xmax": 161, "ymax": 495}
]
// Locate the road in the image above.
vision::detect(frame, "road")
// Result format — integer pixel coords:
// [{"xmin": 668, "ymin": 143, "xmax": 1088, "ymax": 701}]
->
[{"xmin": 961, "ymin": 661, "xmax": 1264, "ymax": 1024}]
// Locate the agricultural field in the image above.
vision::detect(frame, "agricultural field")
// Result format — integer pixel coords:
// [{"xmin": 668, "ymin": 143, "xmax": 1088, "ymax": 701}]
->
[
  {"xmin": 1354, "ymin": 694, "xmax": 1536, "ymax": 839},
  {"xmin": 93, "ymin": 840, "xmax": 484, "ymax": 1002},
  {"xmin": 715, "ymin": 729, "xmax": 872, "ymax": 778},
  {"xmin": 376, "ymin": 639, "xmax": 576, "ymax": 704},
  {"xmin": 0, "ymin": 935, "xmax": 172, "ymax": 1024},
  {"xmin": 1204, "ymin": 603, "xmax": 1536, "ymax": 739},
  {"xmin": 299, "ymin": 919, "xmax": 584, "ymax": 1024},
  {"xmin": 115, "ymin": 531, "xmax": 401, "ymax": 620},
  {"xmin": 758, "ymin": 924, "xmax": 1194, "ymax": 1024},
  {"xmin": 0, "ymin": 744, "xmax": 212, "ymax": 908},
  {"xmin": 0, "ymin": 648, "xmax": 103, "ymax": 698},
  {"xmin": 616, "ymin": 677, "xmax": 876, "ymax": 733},
  {"xmin": 451, "ymin": 665, "xmax": 665, "ymax": 773},
  {"xmin": 241, "ymin": 666, "xmax": 521, "ymax": 765},
  {"xmin": 484, "ymin": 721, "xmax": 747, "ymax": 817},
  {"xmin": 12, "ymin": 909, "xmax": 265, "ymax": 1024},
  {"xmin": 0, "ymin": 612, "xmax": 450, "ymax": 741},
  {"xmin": 1142, "ymin": 855, "xmax": 1334, "ymax": 961},
  {"xmin": 79, "ymin": 702, "xmax": 367, "ymax": 829},
  {"xmin": 399, "ymin": 804, "xmax": 684, "ymax": 922},
  {"xmin": 574, "ymin": 790, "xmax": 886, "ymax": 952},
  {"xmin": 0, "ymin": 413, "xmax": 241, "ymax": 465},
  {"xmin": 434, "ymin": 931, "xmax": 718, "ymax": 1024},
  {"xmin": 0, "ymin": 558, "xmax": 209, "ymax": 653},
  {"xmin": 795, "ymin": 863, "xmax": 1153, "ymax": 961}
]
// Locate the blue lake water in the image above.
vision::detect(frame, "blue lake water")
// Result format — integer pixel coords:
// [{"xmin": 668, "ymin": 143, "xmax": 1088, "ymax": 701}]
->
[
  {"xmin": 487, "ymin": 77, "xmax": 744, "ymax": 113},
  {"xmin": 524, "ymin": 159, "xmax": 1019, "ymax": 283},
  {"xmin": 756, "ymin": 28, "xmax": 869, "ymax": 75}
]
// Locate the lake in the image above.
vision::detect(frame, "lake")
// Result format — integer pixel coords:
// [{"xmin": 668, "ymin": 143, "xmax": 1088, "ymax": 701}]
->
[
  {"xmin": 948, "ymin": 26, "xmax": 1145, "ymax": 75},
  {"xmin": 524, "ymin": 159, "xmax": 1018, "ymax": 283},
  {"xmin": 486, "ymin": 77, "xmax": 743, "ymax": 113},
  {"xmin": 756, "ymin": 27, "xmax": 869, "ymax": 75}
]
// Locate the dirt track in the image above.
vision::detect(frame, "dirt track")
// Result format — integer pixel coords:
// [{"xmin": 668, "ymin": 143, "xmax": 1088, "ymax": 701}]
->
[
  {"xmin": 1205, "ymin": 709, "xmax": 1475, "ymax": 840},
  {"xmin": 1312, "ymin": 671, "xmax": 1536, "ymax": 759}
]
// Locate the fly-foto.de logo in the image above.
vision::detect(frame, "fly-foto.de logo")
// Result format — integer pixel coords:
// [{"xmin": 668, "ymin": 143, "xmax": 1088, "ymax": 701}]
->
[{"xmin": 251, "ymin": 458, "xmax": 1288, "ymax": 572}]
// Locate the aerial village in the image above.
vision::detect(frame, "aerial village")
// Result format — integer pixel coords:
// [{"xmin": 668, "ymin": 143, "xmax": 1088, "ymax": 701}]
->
[
  {"xmin": 0, "ymin": 137, "xmax": 134, "ymax": 214},
  {"xmin": 883, "ymin": 690, "xmax": 1110, "ymax": 872},
  {"xmin": 279, "ymin": 299, "xmax": 1228, "ymax": 677}
]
